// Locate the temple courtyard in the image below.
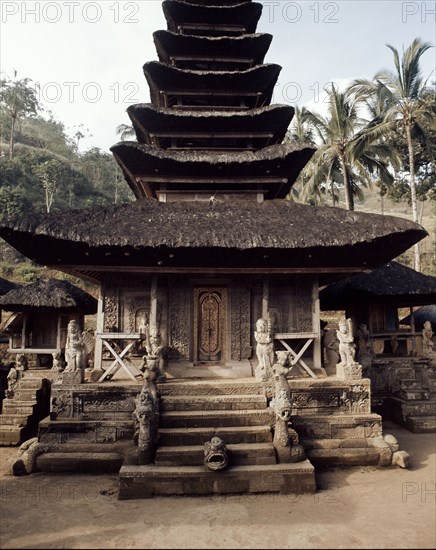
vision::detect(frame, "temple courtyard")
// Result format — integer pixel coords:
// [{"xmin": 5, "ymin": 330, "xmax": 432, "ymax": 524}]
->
[{"xmin": 0, "ymin": 421, "xmax": 434, "ymax": 549}]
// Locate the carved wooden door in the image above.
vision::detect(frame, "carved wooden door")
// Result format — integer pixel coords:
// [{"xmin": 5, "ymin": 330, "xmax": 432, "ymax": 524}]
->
[{"xmin": 194, "ymin": 288, "xmax": 226, "ymax": 364}]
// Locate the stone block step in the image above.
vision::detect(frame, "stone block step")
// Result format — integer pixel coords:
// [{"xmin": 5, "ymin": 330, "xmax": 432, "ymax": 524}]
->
[
  {"xmin": 10, "ymin": 389, "xmax": 40, "ymax": 401},
  {"xmin": 306, "ymin": 447, "xmax": 381, "ymax": 467},
  {"xmin": 36, "ymin": 452, "xmax": 124, "ymax": 473},
  {"xmin": 21, "ymin": 370, "xmax": 52, "ymax": 379},
  {"xmin": 160, "ymin": 409, "xmax": 272, "ymax": 429},
  {"xmin": 0, "ymin": 414, "xmax": 29, "ymax": 427},
  {"xmin": 16, "ymin": 379, "xmax": 45, "ymax": 389},
  {"xmin": 161, "ymin": 394, "xmax": 268, "ymax": 412},
  {"xmin": 159, "ymin": 380, "xmax": 265, "ymax": 397},
  {"xmin": 404, "ymin": 416, "xmax": 436, "ymax": 433},
  {"xmin": 119, "ymin": 461, "xmax": 316, "ymax": 498},
  {"xmin": 158, "ymin": 425, "xmax": 273, "ymax": 446},
  {"xmin": 0, "ymin": 427, "xmax": 22, "ymax": 445},
  {"xmin": 1, "ymin": 402, "xmax": 35, "ymax": 415},
  {"xmin": 156, "ymin": 442, "xmax": 276, "ymax": 467}
]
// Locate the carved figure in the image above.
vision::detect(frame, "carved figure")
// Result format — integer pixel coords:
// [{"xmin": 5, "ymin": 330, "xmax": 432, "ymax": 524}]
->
[
  {"xmin": 6, "ymin": 366, "xmax": 18, "ymax": 398},
  {"xmin": 51, "ymin": 352, "xmax": 65, "ymax": 372},
  {"xmin": 145, "ymin": 325, "xmax": 165, "ymax": 379},
  {"xmin": 356, "ymin": 323, "xmax": 373, "ymax": 360},
  {"xmin": 336, "ymin": 317, "xmax": 356, "ymax": 367},
  {"xmin": 422, "ymin": 320, "xmax": 434, "ymax": 358},
  {"xmin": 254, "ymin": 317, "xmax": 275, "ymax": 381},
  {"xmin": 64, "ymin": 320, "xmax": 86, "ymax": 372},
  {"xmin": 323, "ymin": 326, "xmax": 339, "ymax": 370},
  {"xmin": 203, "ymin": 436, "xmax": 229, "ymax": 471},
  {"xmin": 15, "ymin": 354, "xmax": 28, "ymax": 372},
  {"xmin": 133, "ymin": 362, "xmax": 159, "ymax": 464},
  {"xmin": 269, "ymin": 356, "xmax": 305, "ymax": 463}
]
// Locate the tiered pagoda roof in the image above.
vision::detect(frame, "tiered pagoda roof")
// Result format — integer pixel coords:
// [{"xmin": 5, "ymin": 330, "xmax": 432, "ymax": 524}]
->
[{"xmin": 112, "ymin": 0, "xmax": 314, "ymax": 200}]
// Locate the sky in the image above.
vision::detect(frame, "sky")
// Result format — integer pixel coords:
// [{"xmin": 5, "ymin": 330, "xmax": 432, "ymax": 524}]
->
[{"xmin": 1, "ymin": 0, "xmax": 435, "ymax": 153}]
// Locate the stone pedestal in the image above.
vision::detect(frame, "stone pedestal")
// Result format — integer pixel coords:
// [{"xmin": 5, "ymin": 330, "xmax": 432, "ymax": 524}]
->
[
  {"xmin": 336, "ymin": 363, "xmax": 362, "ymax": 381},
  {"xmin": 62, "ymin": 370, "xmax": 84, "ymax": 385}
]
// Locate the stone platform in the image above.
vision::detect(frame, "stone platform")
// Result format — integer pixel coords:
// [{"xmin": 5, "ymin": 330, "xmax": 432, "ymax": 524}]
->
[
  {"xmin": 19, "ymin": 375, "xmax": 403, "ymax": 497},
  {"xmin": 0, "ymin": 370, "xmax": 51, "ymax": 446},
  {"xmin": 366, "ymin": 358, "xmax": 436, "ymax": 433}
]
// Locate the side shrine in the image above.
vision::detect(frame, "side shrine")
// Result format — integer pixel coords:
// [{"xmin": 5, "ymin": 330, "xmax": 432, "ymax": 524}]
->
[{"xmin": 0, "ymin": 0, "xmax": 428, "ymax": 496}]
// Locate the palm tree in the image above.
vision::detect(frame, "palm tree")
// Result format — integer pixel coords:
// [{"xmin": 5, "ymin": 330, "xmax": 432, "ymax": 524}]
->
[
  {"xmin": 301, "ymin": 84, "xmax": 397, "ymax": 211},
  {"xmin": 116, "ymin": 123, "xmax": 135, "ymax": 141},
  {"xmin": 349, "ymin": 38, "xmax": 434, "ymax": 270},
  {"xmin": 284, "ymin": 107, "xmax": 317, "ymax": 202}
]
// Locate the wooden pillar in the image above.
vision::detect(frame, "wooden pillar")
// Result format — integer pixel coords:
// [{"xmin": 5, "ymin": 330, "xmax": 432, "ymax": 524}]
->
[
  {"xmin": 56, "ymin": 314, "xmax": 62, "ymax": 351},
  {"xmin": 262, "ymin": 277, "xmax": 269, "ymax": 319},
  {"xmin": 312, "ymin": 277, "xmax": 322, "ymax": 369},
  {"xmin": 94, "ymin": 286, "xmax": 104, "ymax": 370},
  {"xmin": 22, "ymin": 313, "xmax": 27, "ymax": 349},
  {"xmin": 150, "ymin": 275, "xmax": 158, "ymax": 328},
  {"xmin": 410, "ymin": 306, "xmax": 416, "ymax": 355}
]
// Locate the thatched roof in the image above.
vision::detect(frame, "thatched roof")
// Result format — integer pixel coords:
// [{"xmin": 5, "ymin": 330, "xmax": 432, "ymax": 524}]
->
[
  {"xmin": 401, "ymin": 305, "xmax": 436, "ymax": 328},
  {"xmin": 0, "ymin": 278, "xmax": 97, "ymax": 313},
  {"xmin": 0, "ymin": 201, "xmax": 427, "ymax": 281},
  {"xmin": 320, "ymin": 262, "xmax": 436, "ymax": 309},
  {"xmin": 0, "ymin": 277, "xmax": 20, "ymax": 296},
  {"xmin": 143, "ymin": 62, "xmax": 281, "ymax": 109},
  {"xmin": 163, "ymin": 1, "xmax": 262, "ymax": 34},
  {"xmin": 127, "ymin": 103, "xmax": 294, "ymax": 147},
  {"xmin": 153, "ymin": 31, "xmax": 272, "ymax": 67},
  {"xmin": 111, "ymin": 141, "xmax": 314, "ymax": 199}
]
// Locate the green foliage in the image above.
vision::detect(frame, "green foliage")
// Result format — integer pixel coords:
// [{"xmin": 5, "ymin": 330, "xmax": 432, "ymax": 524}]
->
[{"xmin": 0, "ymin": 74, "xmax": 41, "ymax": 158}]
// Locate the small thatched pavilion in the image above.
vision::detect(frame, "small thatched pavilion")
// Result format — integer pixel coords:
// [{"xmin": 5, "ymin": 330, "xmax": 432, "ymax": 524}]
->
[
  {"xmin": 320, "ymin": 261, "xmax": 436, "ymax": 356},
  {"xmin": 0, "ymin": 278, "xmax": 97, "ymax": 364}
]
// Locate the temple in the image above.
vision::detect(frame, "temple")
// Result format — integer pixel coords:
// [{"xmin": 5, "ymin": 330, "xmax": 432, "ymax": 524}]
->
[{"xmin": 0, "ymin": 0, "xmax": 429, "ymax": 495}]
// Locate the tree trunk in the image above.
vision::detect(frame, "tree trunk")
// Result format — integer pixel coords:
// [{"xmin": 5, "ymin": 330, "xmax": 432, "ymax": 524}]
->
[
  {"xmin": 9, "ymin": 114, "xmax": 16, "ymax": 159},
  {"xmin": 406, "ymin": 121, "xmax": 421, "ymax": 271},
  {"xmin": 340, "ymin": 155, "xmax": 354, "ymax": 211}
]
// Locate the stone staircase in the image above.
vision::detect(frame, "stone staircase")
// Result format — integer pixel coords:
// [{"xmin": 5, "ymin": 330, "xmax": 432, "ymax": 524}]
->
[
  {"xmin": 376, "ymin": 358, "xmax": 436, "ymax": 433},
  {"xmin": 119, "ymin": 379, "xmax": 316, "ymax": 498},
  {"xmin": 0, "ymin": 370, "xmax": 51, "ymax": 445}
]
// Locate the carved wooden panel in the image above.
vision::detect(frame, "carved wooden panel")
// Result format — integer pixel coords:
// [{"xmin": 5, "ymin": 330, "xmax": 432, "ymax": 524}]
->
[
  {"xmin": 103, "ymin": 286, "xmax": 119, "ymax": 332},
  {"xmin": 194, "ymin": 287, "xmax": 227, "ymax": 364},
  {"xmin": 295, "ymin": 276, "xmax": 313, "ymax": 332},
  {"xmin": 169, "ymin": 278, "xmax": 190, "ymax": 360},
  {"xmin": 230, "ymin": 284, "xmax": 251, "ymax": 360}
]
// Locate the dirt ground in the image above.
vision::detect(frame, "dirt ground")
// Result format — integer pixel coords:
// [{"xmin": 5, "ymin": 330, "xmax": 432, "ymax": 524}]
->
[{"xmin": 0, "ymin": 421, "xmax": 435, "ymax": 550}]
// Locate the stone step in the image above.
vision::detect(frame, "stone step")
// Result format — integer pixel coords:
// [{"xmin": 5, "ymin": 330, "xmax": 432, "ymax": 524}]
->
[
  {"xmin": 306, "ymin": 447, "xmax": 381, "ymax": 467},
  {"xmin": 1, "ymin": 401, "xmax": 36, "ymax": 415},
  {"xmin": 158, "ymin": 380, "xmax": 265, "ymax": 397},
  {"xmin": 0, "ymin": 427, "xmax": 22, "ymax": 445},
  {"xmin": 119, "ymin": 461, "xmax": 316, "ymax": 498},
  {"xmin": 158, "ymin": 425, "xmax": 273, "ymax": 446},
  {"xmin": 160, "ymin": 394, "xmax": 268, "ymax": 412},
  {"xmin": 156, "ymin": 442, "xmax": 277, "ymax": 467},
  {"xmin": 404, "ymin": 416, "xmax": 436, "ymax": 433},
  {"xmin": 10, "ymin": 389, "xmax": 40, "ymax": 401},
  {"xmin": 0, "ymin": 414, "xmax": 29, "ymax": 427},
  {"xmin": 36, "ymin": 452, "xmax": 124, "ymax": 473},
  {"xmin": 16, "ymin": 378, "xmax": 45, "ymax": 389},
  {"xmin": 21, "ymin": 370, "xmax": 52, "ymax": 379},
  {"xmin": 160, "ymin": 409, "xmax": 273, "ymax": 429}
]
